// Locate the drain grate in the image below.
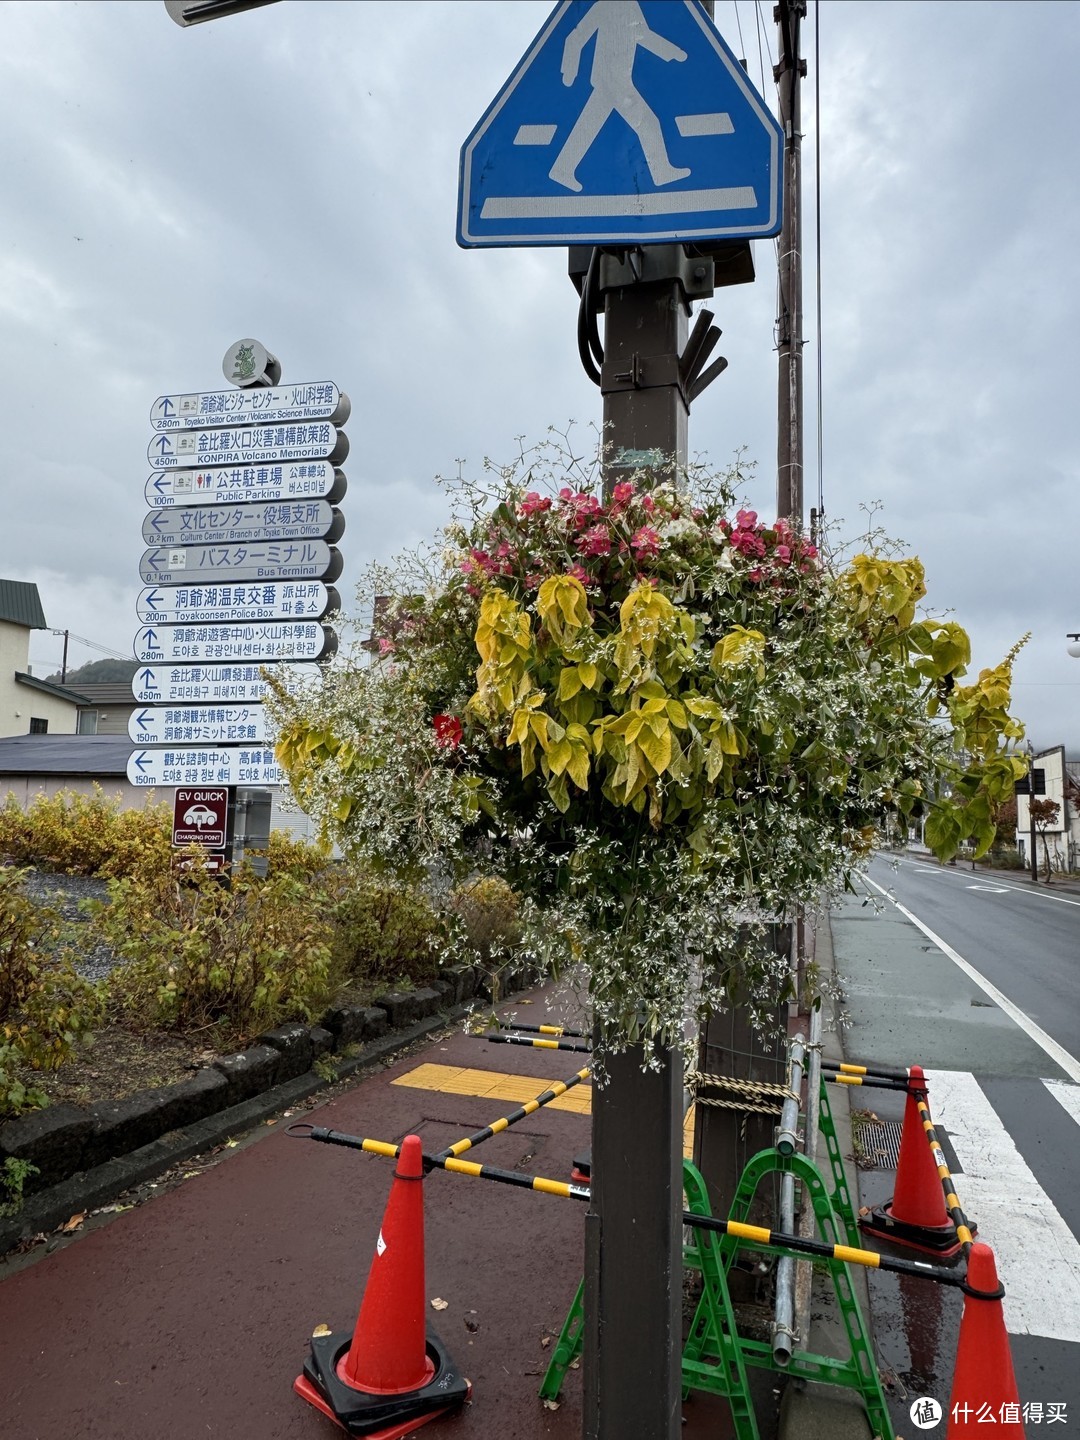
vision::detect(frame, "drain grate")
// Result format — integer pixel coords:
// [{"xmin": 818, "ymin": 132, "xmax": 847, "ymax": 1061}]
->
[{"xmin": 852, "ymin": 1118, "xmax": 903, "ymax": 1170}]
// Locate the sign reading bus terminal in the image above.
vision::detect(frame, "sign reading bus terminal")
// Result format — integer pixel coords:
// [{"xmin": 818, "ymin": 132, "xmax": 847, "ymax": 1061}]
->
[{"xmin": 130, "ymin": 344, "xmax": 347, "ymax": 804}]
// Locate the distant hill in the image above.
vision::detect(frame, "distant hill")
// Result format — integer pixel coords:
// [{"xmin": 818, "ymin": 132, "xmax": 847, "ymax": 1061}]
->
[{"xmin": 46, "ymin": 657, "xmax": 139, "ymax": 686}]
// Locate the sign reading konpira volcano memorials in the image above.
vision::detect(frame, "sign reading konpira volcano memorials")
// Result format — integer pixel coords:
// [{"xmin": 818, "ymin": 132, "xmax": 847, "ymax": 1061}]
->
[{"xmin": 128, "ymin": 341, "xmax": 347, "ymax": 797}]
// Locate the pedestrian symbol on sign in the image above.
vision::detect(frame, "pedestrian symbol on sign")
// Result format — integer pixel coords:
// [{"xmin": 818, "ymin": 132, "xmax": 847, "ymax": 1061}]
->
[{"xmin": 550, "ymin": 1, "xmax": 690, "ymax": 194}]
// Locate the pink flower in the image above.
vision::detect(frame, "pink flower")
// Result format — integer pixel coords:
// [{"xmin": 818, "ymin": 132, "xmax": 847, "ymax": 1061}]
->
[
  {"xmin": 773, "ymin": 517, "xmax": 793, "ymax": 539},
  {"xmin": 747, "ymin": 567, "xmax": 764, "ymax": 583},
  {"xmin": 729, "ymin": 529, "xmax": 765, "ymax": 559},
  {"xmin": 519, "ymin": 492, "xmax": 552, "ymax": 517},
  {"xmin": 433, "ymin": 714, "xmax": 463, "ymax": 749},
  {"xmin": 630, "ymin": 525, "xmax": 661, "ymax": 558},
  {"xmin": 640, "ymin": 494, "xmax": 656, "ymax": 515},
  {"xmin": 801, "ymin": 543, "xmax": 819, "ymax": 560},
  {"xmin": 577, "ymin": 523, "xmax": 612, "ymax": 557},
  {"xmin": 735, "ymin": 508, "xmax": 758, "ymax": 530},
  {"xmin": 611, "ymin": 481, "xmax": 635, "ymax": 505},
  {"xmin": 566, "ymin": 563, "xmax": 590, "ymax": 585},
  {"xmin": 377, "ymin": 637, "xmax": 395, "ymax": 656},
  {"xmin": 774, "ymin": 544, "xmax": 792, "ymax": 565}
]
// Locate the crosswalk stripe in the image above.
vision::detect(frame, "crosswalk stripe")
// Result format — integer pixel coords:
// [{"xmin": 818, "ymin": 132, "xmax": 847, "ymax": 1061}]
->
[
  {"xmin": 1043, "ymin": 1077, "xmax": 1080, "ymax": 1130},
  {"xmin": 926, "ymin": 1069, "xmax": 1080, "ymax": 1343}
]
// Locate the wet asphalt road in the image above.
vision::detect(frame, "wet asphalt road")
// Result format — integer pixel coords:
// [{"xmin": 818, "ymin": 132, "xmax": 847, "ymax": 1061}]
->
[{"xmin": 833, "ymin": 856, "xmax": 1080, "ymax": 1434}]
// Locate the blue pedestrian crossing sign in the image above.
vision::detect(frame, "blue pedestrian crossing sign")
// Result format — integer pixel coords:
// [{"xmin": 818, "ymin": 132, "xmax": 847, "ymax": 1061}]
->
[{"xmin": 458, "ymin": 0, "xmax": 783, "ymax": 248}]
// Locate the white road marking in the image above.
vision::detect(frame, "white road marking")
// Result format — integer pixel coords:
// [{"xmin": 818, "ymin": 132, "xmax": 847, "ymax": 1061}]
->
[
  {"xmin": 863, "ymin": 874, "xmax": 1080, "ymax": 1084},
  {"xmin": 966, "ymin": 884, "xmax": 1010, "ymax": 893},
  {"xmin": 925, "ymin": 1069, "xmax": 1080, "ymax": 1342},
  {"xmin": 898, "ymin": 860, "xmax": 1080, "ymax": 908},
  {"xmin": 1043, "ymin": 1078, "xmax": 1080, "ymax": 1130}
]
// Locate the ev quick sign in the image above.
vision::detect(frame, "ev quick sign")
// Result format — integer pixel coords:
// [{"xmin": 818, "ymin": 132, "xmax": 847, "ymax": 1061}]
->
[
  {"xmin": 128, "ymin": 344, "xmax": 346, "ymax": 790},
  {"xmin": 458, "ymin": 0, "xmax": 783, "ymax": 247}
]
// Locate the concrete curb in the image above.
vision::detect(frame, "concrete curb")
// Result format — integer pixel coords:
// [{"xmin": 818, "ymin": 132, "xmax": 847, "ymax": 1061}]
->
[
  {"xmin": 0, "ymin": 978, "xmax": 530, "ymax": 1257},
  {"xmin": 777, "ymin": 910, "xmax": 875, "ymax": 1440}
]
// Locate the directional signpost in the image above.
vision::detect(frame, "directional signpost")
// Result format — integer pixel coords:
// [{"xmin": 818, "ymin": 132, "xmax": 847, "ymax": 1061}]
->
[
  {"xmin": 138, "ymin": 539, "xmax": 342, "ymax": 587},
  {"xmin": 133, "ymin": 621, "xmax": 335, "ymax": 664},
  {"xmin": 131, "ymin": 342, "xmax": 348, "ymax": 866},
  {"xmin": 458, "ymin": 0, "xmax": 783, "ymax": 248},
  {"xmin": 145, "ymin": 461, "xmax": 346, "ymax": 508},
  {"xmin": 137, "ymin": 581, "xmax": 337, "ymax": 626},
  {"xmin": 142, "ymin": 499, "xmax": 344, "ymax": 548},
  {"xmin": 132, "ymin": 661, "xmax": 319, "ymax": 705},
  {"xmin": 148, "ymin": 421, "xmax": 348, "ymax": 470}
]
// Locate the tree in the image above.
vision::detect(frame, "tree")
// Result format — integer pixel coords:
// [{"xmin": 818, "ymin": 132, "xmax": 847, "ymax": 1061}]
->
[
  {"xmin": 1029, "ymin": 796, "xmax": 1061, "ymax": 881},
  {"xmin": 46, "ymin": 657, "xmax": 138, "ymax": 686}
]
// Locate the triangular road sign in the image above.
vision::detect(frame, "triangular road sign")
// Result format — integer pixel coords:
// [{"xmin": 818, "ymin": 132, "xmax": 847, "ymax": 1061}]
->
[{"xmin": 458, "ymin": 0, "xmax": 783, "ymax": 248}]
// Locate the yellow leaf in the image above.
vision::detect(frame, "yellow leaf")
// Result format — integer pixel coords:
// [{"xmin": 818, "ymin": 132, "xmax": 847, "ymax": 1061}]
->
[
  {"xmin": 577, "ymin": 662, "xmax": 598, "ymax": 690},
  {"xmin": 713, "ymin": 626, "xmax": 766, "ymax": 671},
  {"xmin": 547, "ymin": 738, "xmax": 573, "ymax": 775},
  {"xmin": 557, "ymin": 667, "xmax": 583, "ymax": 702},
  {"xmin": 637, "ymin": 721, "xmax": 672, "ymax": 775},
  {"xmin": 312, "ymin": 1323, "xmax": 332, "ymax": 1338},
  {"xmin": 566, "ymin": 745, "xmax": 590, "ymax": 791}
]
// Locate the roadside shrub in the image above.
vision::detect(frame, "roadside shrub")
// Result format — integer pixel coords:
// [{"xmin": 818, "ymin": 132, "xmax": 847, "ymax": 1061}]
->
[
  {"xmin": 449, "ymin": 877, "xmax": 523, "ymax": 966},
  {"xmin": 94, "ymin": 863, "xmax": 338, "ymax": 1043},
  {"xmin": 0, "ymin": 788, "xmax": 172, "ymax": 880},
  {"xmin": 260, "ymin": 828, "xmax": 335, "ymax": 879},
  {"xmin": 333, "ymin": 878, "xmax": 446, "ymax": 988},
  {"xmin": 0, "ymin": 868, "xmax": 103, "ymax": 1117}
]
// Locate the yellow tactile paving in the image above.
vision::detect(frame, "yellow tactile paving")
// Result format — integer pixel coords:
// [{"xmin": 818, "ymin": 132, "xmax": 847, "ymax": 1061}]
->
[
  {"xmin": 392, "ymin": 1063, "xmax": 592, "ymax": 1113},
  {"xmin": 391, "ymin": 1063, "xmax": 698, "ymax": 1154}
]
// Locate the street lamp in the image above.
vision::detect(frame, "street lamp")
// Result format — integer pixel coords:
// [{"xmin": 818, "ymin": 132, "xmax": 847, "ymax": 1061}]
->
[
  {"xmin": 164, "ymin": 0, "xmax": 279, "ymax": 26},
  {"xmin": 1067, "ymin": 632, "xmax": 1080, "ymax": 659}
]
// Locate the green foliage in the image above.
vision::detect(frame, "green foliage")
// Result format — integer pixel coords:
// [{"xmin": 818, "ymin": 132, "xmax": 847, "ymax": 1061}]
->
[
  {"xmin": 0, "ymin": 787, "xmax": 173, "ymax": 880},
  {"xmin": 94, "ymin": 864, "xmax": 337, "ymax": 1044},
  {"xmin": 266, "ymin": 440, "xmax": 1028, "ymax": 1053},
  {"xmin": 449, "ymin": 877, "xmax": 523, "ymax": 965},
  {"xmin": 313, "ymin": 1053, "xmax": 340, "ymax": 1083},
  {"xmin": 332, "ymin": 878, "xmax": 446, "ymax": 987},
  {"xmin": 0, "ymin": 1156, "xmax": 39, "ymax": 1217},
  {"xmin": 44, "ymin": 657, "xmax": 138, "ymax": 686},
  {"xmin": 259, "ymin": 828, "xmax": 335, "ymax": 878},
  {"xmin": 0, "ymin": 868, "xmax": 103, "ymax": 1117}
]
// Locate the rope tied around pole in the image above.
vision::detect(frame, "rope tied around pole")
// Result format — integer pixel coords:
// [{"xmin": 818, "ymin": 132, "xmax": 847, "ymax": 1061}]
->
[{"xmin": 684, "ymin": 1068, "xmax": 801, "ymax": 1115}]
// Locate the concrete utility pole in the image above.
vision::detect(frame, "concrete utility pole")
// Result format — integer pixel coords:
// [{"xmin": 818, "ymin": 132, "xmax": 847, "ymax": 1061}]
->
[{"xmin": 774, "ymin": 0, "xmax": 807, "ymax": 523}]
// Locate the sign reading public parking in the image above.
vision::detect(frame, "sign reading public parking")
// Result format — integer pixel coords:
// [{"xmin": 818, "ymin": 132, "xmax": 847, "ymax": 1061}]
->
[
  {"xmin": 146, "ymin": 461, "xmax": 346, "ymax": 508},
  {"xmin": 458, "ymin": 0, "xmax": 783, "ymax": 247},
  {"xmin": 150, "ymin": 382, "xmax": 349, "ymax": 431},
  {"xmin": 148, "ymin": 421, "xmax": 348, "ymax": 470},
  {"xmin": 172, "ymin": 788, "xmax": 228, "ymax": 849},
  {"xmin": 142, "ymin": 500, "xmax": 344, "ymax": 548}
]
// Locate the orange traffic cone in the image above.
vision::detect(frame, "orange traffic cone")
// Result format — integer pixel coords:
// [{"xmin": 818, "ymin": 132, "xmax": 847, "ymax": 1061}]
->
[
  {"xmin": 295, "ymin": 1135, "xmax": 470, "ymax": 1437},
  {"xmin": 947, "ymin": 1243, "xmax": 1025, "ymax": 1435},
  {"xmin": 859, "ymin": 1067, "xmax": 963, "ymax": 1256}
]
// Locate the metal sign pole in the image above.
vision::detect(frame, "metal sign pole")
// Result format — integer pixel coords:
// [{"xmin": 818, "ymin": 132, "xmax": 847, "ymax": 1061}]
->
[{"xmin": 582, "ymin": 246, "xmax": 693, "ymax": 1440}]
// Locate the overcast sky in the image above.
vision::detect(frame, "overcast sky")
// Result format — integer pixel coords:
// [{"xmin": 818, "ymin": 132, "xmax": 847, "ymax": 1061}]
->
[{"xmin": 1, "ymin": 0, "xmax": 1077, "ymax": 751}]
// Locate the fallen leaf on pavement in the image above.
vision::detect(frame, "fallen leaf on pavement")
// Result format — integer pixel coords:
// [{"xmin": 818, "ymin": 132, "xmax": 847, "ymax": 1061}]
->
[
  {"xmin": 542, "ymin": 1398, "xmax": 561, "ymax": 1411},
  {"xmin": 431, "ymin": 1298, "xmax": 449, "ymax": 1311},
  {"xmin": 540, "ymin": 1336, "xmax": 551, "ymax": 1348},
  {"xmin": 61, "ymin": 1213, "xmax": 85, "ymax": 1233},
  {"xmin": 312, "ymin": 1323, "xmax": 331, "ymax": 1338}
]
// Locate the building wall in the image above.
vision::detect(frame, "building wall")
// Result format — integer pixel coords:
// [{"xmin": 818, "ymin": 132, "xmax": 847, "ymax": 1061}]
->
[
  {"xmin": 0, "ymin": 620, "xmax": 32, "ymax": 738},
  {"xmin": 1015, "ymin": 745, "xmax": 1077, "ymax": 872}
]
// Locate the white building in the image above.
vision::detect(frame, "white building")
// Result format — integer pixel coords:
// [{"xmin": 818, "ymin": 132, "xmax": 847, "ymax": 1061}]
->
[
  {"xmin": 1015, "ymin": 744, "xmax": 1079, "ymax": 873},
  {"xmin": 0, "ymin": 580, "xmax": 87, "ymax": 737}
]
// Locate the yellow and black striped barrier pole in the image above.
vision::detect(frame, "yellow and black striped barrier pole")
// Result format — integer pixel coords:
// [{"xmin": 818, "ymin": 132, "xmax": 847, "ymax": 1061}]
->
[
  {"xmin": 823, "ymin": 1059, "xmax": 910, "ymax": 1084},
  {"xmin": 432, "ymin": 1066, "xmax": 592, "ymax": 1161},
  {"xmin": 478, "ymin": 1032, "xmax": 592, "ymax": 1054},
  {"xmin": 494, "ymin": 1020, "xmax": 589, "ymax": 1039},
  {"xmin": 290, "ymin": 1125, "xmax": 982, "ymax": 1293},
  {"xmin": 913, "ymin": 1086, "xmax": 976, "ymax": 1255},
  {"xmin": 823, "ymin": 1072, "xmax": 910, "ymax": 1093}
]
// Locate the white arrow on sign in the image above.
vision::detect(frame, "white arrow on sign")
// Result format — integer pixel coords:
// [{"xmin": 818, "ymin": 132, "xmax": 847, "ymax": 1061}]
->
[
  {"xmin": 127, "ymin": 747, "xmax": 284, "ymax": 788},
  {"xmin": 150, "ymin": 381, "xmax": 350, "ymax": 432},
  {"xmin": 128, "ymin": 704, "xmax": 268, "ymax": 746},
  {"xmin": 137, "ymin": 581, "xmax": 336, "ymax": 626},
  {"xmin": 145, "ymin": 462, "xmax": 346, "ymax": 509},
  {"xmin": 148, "ymin": 422, "xmax": 348, "ymax": 470},
  {"xmin": 131, "ymin": 661, "xmax": 319, "ymax": 704},
  {"xmin": 133, "ymin": 622, "xmax": 335, "ymax": 664}
]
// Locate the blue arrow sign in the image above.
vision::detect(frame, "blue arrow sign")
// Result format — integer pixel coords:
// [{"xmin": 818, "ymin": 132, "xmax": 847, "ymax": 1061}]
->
[
  {"xmin": 158, "ymin": 396, "xmax": 175, "ymax": 416},
  {"xmin": 132, "ymin": 751, "xmax": 152, "ymax": 773},
  {"xmin": 152, "ymin": 475, "xmax": 168, "ymax": 495},
  {"xmin": 142, "ymin": 589, "xmax": 163, "ymax": 612},
  {"xmin": 458, "ymin": 0, "xmax": 783, "ymax": 247},
  {"xmin": 134, "ymin": 709, "xmax": 153, "ymax": 732},
  {"xmin": 154, "ymin": 435, "xmax": 172, "ymax": 455}
]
